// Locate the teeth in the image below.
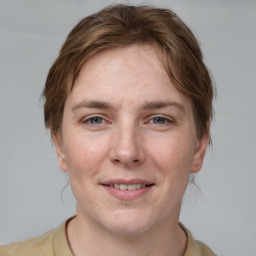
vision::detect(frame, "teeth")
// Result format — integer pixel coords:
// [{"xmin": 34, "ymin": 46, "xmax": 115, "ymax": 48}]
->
[
  {"xmin": 120, "ymin": 184, "xmax": 127, "ymax": 190},
  {"xmin": 136, "ymin": 184, "xmax": 142, "ymax": 189},
  {"xmin": 110, "ymin": 184, "xmax": 147, "ymax": 190},
  {"xmin": 128, "ymin": 184, "xmax": 136, "ymax": 190},
  {"xmin": 114, "ymin": 184, "xmax": 120, "ymax": 189}
]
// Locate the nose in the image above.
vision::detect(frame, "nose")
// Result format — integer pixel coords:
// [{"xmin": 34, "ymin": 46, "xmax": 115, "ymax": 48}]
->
[{"xmin": 109, "ymin": 122, "xmax": 146, "ymax": 167}]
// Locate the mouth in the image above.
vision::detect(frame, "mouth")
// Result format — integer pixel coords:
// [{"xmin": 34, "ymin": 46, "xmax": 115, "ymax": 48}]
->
[
  {"xmin": 103, "ymin": 183, "xmax": 153, "ymax": 190},
  {"xmin": 100, "ymin": 179, "xmax": 154, "ymax": 200}
]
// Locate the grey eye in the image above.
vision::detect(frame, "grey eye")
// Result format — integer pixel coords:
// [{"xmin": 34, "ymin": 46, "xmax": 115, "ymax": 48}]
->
[
  {"xmin": 152, "ymin": 117, "xmax": 166, "ymax": 124},
  {"xmin": 89, "ymin": 117, "xmax": 104, "ymax": 124}
]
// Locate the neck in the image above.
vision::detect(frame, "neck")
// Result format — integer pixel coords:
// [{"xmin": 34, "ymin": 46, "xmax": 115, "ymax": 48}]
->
[{"xmin": 67, "ymin": 210, "xmax": 187, "ymax": 256}]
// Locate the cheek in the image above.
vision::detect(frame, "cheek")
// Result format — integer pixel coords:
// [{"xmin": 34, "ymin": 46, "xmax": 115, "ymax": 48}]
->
[
  {"xmin": 150, "ymin": 134, "xmax": 195, "ymax": 198},
  {"xmin": 150, "ymin": 134, "xmax": 195, "ymax": 173},
  {"xmin": 62, "ymin": 132, "xmax": 108, "ymax": 184},
  {"xmin": 63, "ymin": 134, "xmax": 107, "ymax": 208}
]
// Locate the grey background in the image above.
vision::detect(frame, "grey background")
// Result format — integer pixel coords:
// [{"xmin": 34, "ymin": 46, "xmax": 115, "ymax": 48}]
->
[{"xmin": 0, "ymin": 0, "xmax": 255, "ymax": 255}]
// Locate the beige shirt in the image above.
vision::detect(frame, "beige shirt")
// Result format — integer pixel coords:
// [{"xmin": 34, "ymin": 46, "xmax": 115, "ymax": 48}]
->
[{"xmin": 0, "ymin": 220, "xmax": 216, "ymax": 256}]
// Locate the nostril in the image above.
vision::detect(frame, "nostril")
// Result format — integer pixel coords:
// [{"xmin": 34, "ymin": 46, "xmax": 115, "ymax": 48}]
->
[
  {"xmin": 111, "ymin": 157, "xmax": 141, "ymax": 165},
  {"xmin": 113, "ymin": 158, "xmax": 120, "ymax": 163}
]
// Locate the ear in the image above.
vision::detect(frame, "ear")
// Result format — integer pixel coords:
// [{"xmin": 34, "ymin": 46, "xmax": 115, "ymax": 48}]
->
[
  {"xmin": 52, "ymin": 132, "xmax": 68, "ymax": 172},
  {"xmin": 191, "ymin": 125, "xmax": 210, "ymax": 173}
]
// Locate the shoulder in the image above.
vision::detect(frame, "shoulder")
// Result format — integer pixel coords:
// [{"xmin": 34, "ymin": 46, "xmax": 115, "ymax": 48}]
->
[
  {"xmin": 180, "ymin": 223, "xmax": 217, "ymax": 256},
  {"xmin": 191, "ymin": 240, "xmax": 217, "ymax": 256},
  {"xmin": 0, "ymin": 229, "xmax": 55, "ymax": 256},
  {"xmin": 0, "ymin": 218, "xmax": 73, "ymax": 256}
]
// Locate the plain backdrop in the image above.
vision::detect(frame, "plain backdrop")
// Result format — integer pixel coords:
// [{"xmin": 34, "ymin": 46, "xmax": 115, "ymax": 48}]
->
[{"xmin": 0, "ymin": 0, "xmax": 255, "ymax": 255}]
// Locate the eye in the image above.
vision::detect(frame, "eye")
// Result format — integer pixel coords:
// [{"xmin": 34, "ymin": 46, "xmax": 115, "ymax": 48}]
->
[
  {"xmin": 81, "ymin": 115, "xmax": 110, "ymax": 129},
  {"xmin": 149, "ymin": 116, "xmax": 172, "ymax": 125},
  {"xmin": 87, "ymin": 116, "xmax": 104, "ymax": 124},
  {"xmin": 151, "ymin": 117, "xmax": 168, "ymax": 124}
]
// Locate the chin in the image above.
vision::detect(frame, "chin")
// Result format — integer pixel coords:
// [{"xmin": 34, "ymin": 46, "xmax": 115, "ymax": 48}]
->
[
  {"xmin": 105, "ymin": 222, "xmax": 150, "ymax": 236},
  {"xmin": 100, "ymin": 210, "xmax": 156, "ymax": 236}
]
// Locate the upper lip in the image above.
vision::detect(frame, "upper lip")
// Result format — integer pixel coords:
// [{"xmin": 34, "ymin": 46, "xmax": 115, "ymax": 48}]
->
[{"xmin": 100, "ymin": 179, "xmax": 154, "ymax": 186}]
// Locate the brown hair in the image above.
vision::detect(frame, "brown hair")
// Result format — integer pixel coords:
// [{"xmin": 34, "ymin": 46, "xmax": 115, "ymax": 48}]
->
[{"xmin": 43, "ymin": 4, "xmax": 215, "ymax": 139}]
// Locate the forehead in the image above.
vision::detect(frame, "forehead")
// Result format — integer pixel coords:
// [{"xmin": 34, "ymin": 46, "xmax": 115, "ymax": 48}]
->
[
  {"xmin": 68, "ymin": 44, "xmax": 192, "ymax": 110},
  {"xmin": 77, "ymin": 44, "xmax": 166, "ymax": 81}
]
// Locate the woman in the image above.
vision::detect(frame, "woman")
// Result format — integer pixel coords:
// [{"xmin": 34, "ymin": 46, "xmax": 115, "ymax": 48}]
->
[{"xmin": 1, "ymin": 4, "xmax": 216, "ymax": 256}]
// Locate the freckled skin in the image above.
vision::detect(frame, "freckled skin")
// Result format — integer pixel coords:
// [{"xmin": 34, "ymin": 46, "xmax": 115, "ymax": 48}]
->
[{"xmin": 54, "ymin": 44, "xmax": 209, "ymax": 238}]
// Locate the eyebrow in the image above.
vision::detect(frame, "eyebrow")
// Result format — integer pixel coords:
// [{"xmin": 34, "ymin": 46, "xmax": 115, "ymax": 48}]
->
[
  {"xmin": 72, "ymin": 100, "xmax": 186, "ymax": 112},
  {"xmin": 141, "ymin": 101, "xmax": 186, "ymax": 112},
  {"xmin": 72, "ymin": 100, "xmax": 113, "ymax": 111}
]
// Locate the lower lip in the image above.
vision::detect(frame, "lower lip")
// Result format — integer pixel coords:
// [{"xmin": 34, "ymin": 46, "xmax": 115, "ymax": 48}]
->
[{"xmin": 103, "ymin": 185, "xmax": 153, "ymax": 200}]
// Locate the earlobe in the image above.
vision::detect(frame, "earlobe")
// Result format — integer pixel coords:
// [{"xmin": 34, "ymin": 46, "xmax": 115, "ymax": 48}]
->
[
  {"xmin": 52, "ymin": 132, "xmax": 68, "ymax": 172},
  {"xmin": 191, "ymin": 127, "xmax": 210, "ymax": 173}
]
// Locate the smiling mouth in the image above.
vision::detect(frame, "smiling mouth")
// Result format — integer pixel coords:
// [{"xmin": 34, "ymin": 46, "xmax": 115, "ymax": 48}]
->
[
  {"xmin": 101, "ymin": 181, "xmax": 154, "ymax": 200},
  {"xmin": 105, "ymin": 184, "xmax": 153, "ymax": 190},
  {"xmin": 109, "ymin": 184, "xmax": 149, "ymax": 190}
]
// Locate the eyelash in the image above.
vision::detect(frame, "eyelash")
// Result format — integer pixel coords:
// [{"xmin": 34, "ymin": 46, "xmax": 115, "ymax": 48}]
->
[
  {"xmin": 80, "ymin": 115, "xmax": 174, "ymax": 129},
  {"xmin": 81, "ymin": 115, "xmax": 107, "ymax": 125},
  {"xmin": 148, "ymin": 116, "xmax": 173, "ymax": 125}
]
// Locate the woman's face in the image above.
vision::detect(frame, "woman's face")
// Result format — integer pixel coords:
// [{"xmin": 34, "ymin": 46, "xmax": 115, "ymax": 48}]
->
[{"xmin": 55, "ymin": 44, "xmax": 209, "ymax": 235}]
